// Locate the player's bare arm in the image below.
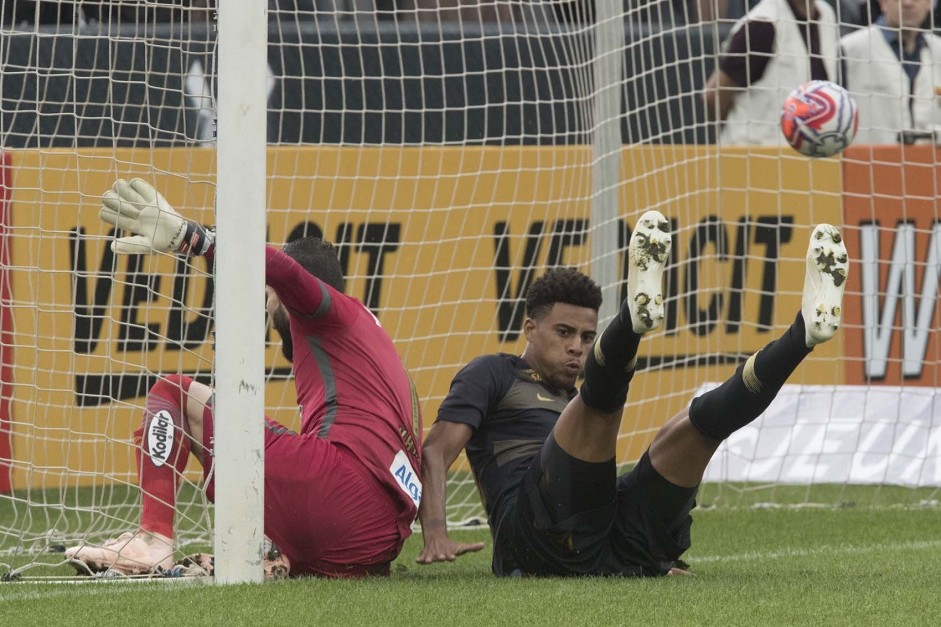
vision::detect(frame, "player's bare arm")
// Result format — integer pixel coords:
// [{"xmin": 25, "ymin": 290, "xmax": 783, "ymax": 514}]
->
[
  {"xmin": 701, "ymin": 69, "xmax": 739, "ymax": 122},
  {"xmin": 416, "ymin": 420, "xmax": 485, "ymax": 564}
]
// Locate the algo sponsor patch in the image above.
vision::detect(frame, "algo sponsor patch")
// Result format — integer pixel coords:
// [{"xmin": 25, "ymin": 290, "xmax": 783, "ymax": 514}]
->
[{"xmin": 389, "ymin": 449, "xmax": 421, "ymax": 507}]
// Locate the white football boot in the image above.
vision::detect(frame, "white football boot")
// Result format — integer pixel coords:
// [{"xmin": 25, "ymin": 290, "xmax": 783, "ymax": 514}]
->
[
  {"xmin": 65, "ymin": 530, "xmax": 174, "ymax": 576},
  {"xmin": 802, "ymin": 223, "xmax": 849, "ymax": 347},
  {"xmin": 627, "ymin": 210, "xmax": 672, "ymax": 334}
]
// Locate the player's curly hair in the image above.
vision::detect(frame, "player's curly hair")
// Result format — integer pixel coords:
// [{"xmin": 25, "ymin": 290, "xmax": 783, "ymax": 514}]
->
[
  {"xmin": 525, "ymin": 267, "xmax": 602, "ymax": 319},
  {"xmin": 282, "ymin": 237, "xmax": 346, "ymax": 293}
]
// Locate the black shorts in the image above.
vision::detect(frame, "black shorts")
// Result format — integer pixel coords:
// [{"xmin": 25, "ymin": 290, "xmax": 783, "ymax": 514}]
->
[{"xmin": 492, "ymin": 448, "xmax": 695, "ymax": 577}]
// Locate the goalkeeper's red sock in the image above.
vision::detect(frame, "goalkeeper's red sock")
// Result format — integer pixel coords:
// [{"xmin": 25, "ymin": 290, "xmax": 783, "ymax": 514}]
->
[{"xmin": 135, "ymin": 375, "xmax": 194, "ymax": 540}]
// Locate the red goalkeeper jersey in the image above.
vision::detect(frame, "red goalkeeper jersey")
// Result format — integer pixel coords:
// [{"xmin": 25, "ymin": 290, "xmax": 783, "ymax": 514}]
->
[{"xmin": 264, "ymin": 246, "xmax": 423, "ymax": 530}]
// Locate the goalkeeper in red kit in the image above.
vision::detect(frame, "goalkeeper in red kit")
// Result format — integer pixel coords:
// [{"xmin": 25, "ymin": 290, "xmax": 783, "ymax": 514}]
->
[{"xmin": 66, "ymin": 179, "xmax": 423, "ymax": 578}]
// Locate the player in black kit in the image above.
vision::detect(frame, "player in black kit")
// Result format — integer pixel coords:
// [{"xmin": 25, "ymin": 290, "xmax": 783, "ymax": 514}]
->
[{"xmin": 416, "ymin": 211, "xmax": 849, "ymax": 576}]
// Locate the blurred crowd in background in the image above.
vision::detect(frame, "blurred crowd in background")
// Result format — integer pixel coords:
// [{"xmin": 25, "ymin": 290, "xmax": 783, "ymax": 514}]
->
[{"xmin": 1, "ymin": 0, "xmax": 936, "ymax": 30}]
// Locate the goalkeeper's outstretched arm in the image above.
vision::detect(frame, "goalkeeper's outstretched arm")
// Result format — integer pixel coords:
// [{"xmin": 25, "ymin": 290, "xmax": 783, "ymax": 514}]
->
[
  {"xmin": 263, "ymin": 245, "xmax": 346, "ymax": 320},
  {"xmin": 701, "ymin": 68, "xmax": 738, "ymax": 123},
  {"xmin": 100, "ymin": 178, "xmax": 347, "ymax": 323}
]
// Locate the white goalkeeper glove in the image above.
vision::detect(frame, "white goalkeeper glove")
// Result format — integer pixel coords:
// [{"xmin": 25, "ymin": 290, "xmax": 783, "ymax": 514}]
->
[{"xmin": 99, "ymin": 178, "xmax": 214, "ymax": 256}]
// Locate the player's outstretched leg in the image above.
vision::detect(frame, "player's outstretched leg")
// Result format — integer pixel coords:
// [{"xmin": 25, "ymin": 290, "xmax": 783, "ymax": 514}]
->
[
  {"xmin": 580, "ymin": 211, "xmax": 672, "ymax": 413},
  {"xmin": 688, "ymin": 223, "xmax": 848, "ymax": 441},
  {"xmin": 65, "ymin": 530, "xmax": 173, "ymax": 576},
  {"xmin": 65, "ymin": 375, "xmax": 202, "ymax": 576},
  {"xmin": 627, "ymin": 210, "xmax": 672, "ymax": 334},
  {"xmin": 802, "ymin": 223, "xmax": 849, "ymax": 347}
]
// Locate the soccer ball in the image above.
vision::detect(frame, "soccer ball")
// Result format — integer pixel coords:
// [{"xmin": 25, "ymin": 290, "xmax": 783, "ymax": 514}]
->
[{"xmin": 780, "ymin": 80, "xmax": 858, "ymax": 158}]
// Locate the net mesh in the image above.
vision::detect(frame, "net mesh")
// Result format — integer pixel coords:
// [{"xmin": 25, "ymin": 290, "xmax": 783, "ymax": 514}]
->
[{"xmin": 1, "ymin": 1, "xmax": 939, "ymax": 579}]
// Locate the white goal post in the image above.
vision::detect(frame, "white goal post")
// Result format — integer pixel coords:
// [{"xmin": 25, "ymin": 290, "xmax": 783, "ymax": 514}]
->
[
  {"xmin": 1, "ymin": 1, "xmax": 940, "ymax": 582},
  {"xmin": 213, "ymin": 0, "xmax": 268, "ymax": 584}
]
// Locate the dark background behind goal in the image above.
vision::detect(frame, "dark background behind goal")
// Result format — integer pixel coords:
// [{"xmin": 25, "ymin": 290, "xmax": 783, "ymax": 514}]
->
[{"xmin": 1, "ymin": 21, "xmax": 728, "ymax": 148}]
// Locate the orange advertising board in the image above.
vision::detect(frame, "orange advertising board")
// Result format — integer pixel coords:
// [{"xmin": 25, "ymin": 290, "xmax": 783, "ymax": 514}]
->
[{"xmin": 842, "ymin": 145, "xmax": 941, "ymax": 387}]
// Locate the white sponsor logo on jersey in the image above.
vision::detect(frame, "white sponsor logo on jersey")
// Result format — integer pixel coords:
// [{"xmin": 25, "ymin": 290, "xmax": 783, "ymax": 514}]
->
[
  {"xmin": 390, "ymin": 450, "xmax": 421, "ymax": 506},
  {"xmin": 148, "ymin": 410, "xmax": 175, "ymax": 467}
]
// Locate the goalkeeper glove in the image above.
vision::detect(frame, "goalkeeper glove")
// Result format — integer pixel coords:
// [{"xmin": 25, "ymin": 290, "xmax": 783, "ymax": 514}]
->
[{"xmin": 99, "ymin": 178, "xmax": 214, "ymax": 256}]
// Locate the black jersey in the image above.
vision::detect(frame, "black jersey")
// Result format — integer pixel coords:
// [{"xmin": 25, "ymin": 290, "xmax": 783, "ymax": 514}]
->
[{"xmin": 435, "ymin": 353, "xmax": 574, "ymax": 528}]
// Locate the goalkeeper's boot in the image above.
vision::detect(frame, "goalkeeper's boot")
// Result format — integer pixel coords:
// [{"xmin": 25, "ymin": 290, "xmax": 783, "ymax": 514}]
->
[
  {"xmin": 627, "ymin": 210, "xmax": 672, "ymax": 334},
  {"xmin": 802, "ymin": 224, "xmax": 849, "ymax": 347},
  {"xmin": 168, "ymin": 553, "xmax": 214, "ymax": 578},
  {"xmin": 166, "ymin": 547, "xmax": 290, "ymax": 579},
  {"xmin": 65, "ymin": 530, "xmax": 174, "ymax": 576},
  {"xmin": 264, "ymin": 538, "xmax": 291, "ymax": 580}
]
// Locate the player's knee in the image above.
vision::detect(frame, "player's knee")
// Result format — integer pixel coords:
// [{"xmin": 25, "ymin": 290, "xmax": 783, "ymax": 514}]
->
[{"xmin": 687, "ymin": 393, "xmax": 729, "ymax": 441}]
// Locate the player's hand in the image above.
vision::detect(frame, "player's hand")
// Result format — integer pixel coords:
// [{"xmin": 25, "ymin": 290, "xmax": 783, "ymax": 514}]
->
[
  {"xmin": 415, "ymin": 533, "xmax": 485, "ymax": 565},
  {"xmin": 99, "ymin": 178, "xmax": 188, "ymax": 255},
  {"xmin": 101, "ymin": 178, "xmax": 214, "ymax": 256}
]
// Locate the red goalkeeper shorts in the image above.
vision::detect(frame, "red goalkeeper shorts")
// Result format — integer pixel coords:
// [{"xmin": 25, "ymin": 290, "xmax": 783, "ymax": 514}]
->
[
  {"xmin": 204, "ymin": 419, "xmax": 405, "ymax": 578},
  {"xmin": 263, "ymin": 426, "xmax": 404, "ymax": 577}
]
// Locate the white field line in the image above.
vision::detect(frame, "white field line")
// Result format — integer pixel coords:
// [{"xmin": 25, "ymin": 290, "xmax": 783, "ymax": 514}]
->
[
  {"xmin": 688, "ymin": 538, "xmax": 941, "ymax": 565},
  {"xmin": 5, "ymin": 539, "xmax": 941, "ymax": 601},
  {"xmin": 1, "ymin": 577, "xmax": 204, "ymax": 602}
]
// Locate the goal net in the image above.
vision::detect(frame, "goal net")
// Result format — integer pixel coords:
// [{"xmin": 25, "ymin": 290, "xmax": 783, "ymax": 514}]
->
[{"xmin": 1, "ymin": 1, "xmax": 939, "ymax": 580}]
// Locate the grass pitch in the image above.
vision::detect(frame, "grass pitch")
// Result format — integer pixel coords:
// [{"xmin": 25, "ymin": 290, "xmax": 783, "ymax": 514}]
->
[{"xmin": 2, "ymin": 492, "xmax": 940, "ymax": 626}]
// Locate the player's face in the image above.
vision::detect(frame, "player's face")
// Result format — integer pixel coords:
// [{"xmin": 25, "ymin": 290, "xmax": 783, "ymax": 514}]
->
[
  {"xmin": 266, "ymin": 286, "xmax": 280, "ymax": 317},
  {"xmin": 266, "ymin": 287, "xmax": 294, "ymax": 362},
  {"xmin": 522, "ymin": 302, "xmax": 598, "ymax": 393},
  {"xmin": 880, "ymin": 0, "xmax": 931, "ymax": 29}
]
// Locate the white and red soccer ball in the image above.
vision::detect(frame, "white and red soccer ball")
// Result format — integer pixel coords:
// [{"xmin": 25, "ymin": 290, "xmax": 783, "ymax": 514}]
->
[{"xmin": 780, "ymin": 80, "xmax": 859, "ymax": 158}]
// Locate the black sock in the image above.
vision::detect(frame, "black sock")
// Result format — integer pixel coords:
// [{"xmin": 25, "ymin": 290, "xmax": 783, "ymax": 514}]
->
[
  {"xmin": 579, "ymin": 300, "xmax": 642, "ymax": 413},
  {"xmin": 688, "ymin": 312, "xmax": 812, "ymax": 441}
]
